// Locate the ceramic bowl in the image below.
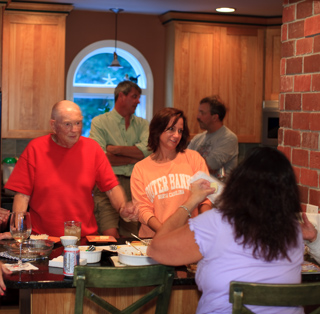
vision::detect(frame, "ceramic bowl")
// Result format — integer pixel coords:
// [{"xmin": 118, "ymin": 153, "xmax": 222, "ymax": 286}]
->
[
  {"xmin": 78, "ymin": 246, "xmax": 102, "ymax": 263},
  {"xmin": 60, "ymin": 236, "xmax": 78, "ymax": 247},
  {"xmin": 117, "ymin": 245, "xmax": 158, "ymax": 266}
]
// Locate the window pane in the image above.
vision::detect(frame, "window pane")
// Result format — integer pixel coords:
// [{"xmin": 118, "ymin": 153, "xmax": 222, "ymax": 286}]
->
[
  {"xmin": 75, "ymin": 96, "xmax": 114, "ymax": 137},
  {"xmin": 75, "ymin": 94, "xmax": 146, "ymax": 137},
  {"xmin": 75, "ymin": 53, "xmax": 138, "ymax": 86}
]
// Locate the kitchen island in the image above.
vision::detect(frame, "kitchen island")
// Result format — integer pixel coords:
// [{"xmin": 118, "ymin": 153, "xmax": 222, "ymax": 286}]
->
[
  {"xmin": 2, "ymin": 237, "xmax": 320, "ymax": 314},
  {"xmin": 2, "ymin": 238, "xmax": 201, "ymax": 314}
]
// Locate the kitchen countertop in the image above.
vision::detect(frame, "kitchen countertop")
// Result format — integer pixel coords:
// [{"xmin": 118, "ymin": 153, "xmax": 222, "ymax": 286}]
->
[
  {"xmin": 1, "ymin": 237, "xmax": 320, "ymax": 290},
  {"xmin": 1, "ymin": 237, "xmax": 196, "ymax": 289}
]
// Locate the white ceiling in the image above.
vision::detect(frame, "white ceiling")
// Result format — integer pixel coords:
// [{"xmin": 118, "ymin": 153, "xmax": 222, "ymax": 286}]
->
[{"xmin": 16, "ymin": 0, "xmax": 283, "ymax": 16}]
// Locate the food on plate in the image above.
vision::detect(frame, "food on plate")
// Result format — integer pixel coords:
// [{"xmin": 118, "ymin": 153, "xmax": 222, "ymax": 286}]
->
[
  {"xmin": 302, "ymin": 261, "xmax": 320, "ymax": 273},
  {"xmin": 210, "ymin": 182, "xmax": 218, "ymax": 192},
  {"xmin": 186, "ymin": 263, "xmax": 198, "ymax": 273},
  {"xmin": 79, "ymin": 246, "xmax": 102, "ymax": 252},
  {"xmin": 30, "ymin": 234, "xmax": 49, "ymax": 240}
]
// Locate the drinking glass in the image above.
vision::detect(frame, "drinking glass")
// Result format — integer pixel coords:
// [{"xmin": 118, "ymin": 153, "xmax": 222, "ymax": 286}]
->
[
  {"xmin": 10, "ymin": 212, "xmax": 32, "ymax": 270},
  {"xmin": 64, "ymin": 221, "xmax": 81, "ymax": 241}
]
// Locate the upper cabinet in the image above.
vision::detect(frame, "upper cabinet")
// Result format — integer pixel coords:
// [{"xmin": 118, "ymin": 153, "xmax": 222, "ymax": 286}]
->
[
  {"xmin": 1, "ymin": 2, "xmax": 73, "ymax": 138},
  {"xmin": 161, "ymin": 13, "xmax": 281, "ymax": 143}
]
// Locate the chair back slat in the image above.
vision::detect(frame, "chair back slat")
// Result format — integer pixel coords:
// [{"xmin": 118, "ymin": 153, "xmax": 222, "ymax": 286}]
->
[
  {"xmin": 230, "ymin": 281, "xmax": 320, "ymax": 314},
  {"xmin": 84, "ymin": 288, "xmax": 121, "ymax": 314},
  {"xmin": 73, "ymin": 265, "xmax": 174, "ymax": 314},
  {"xmin": 120, "ymin": 286, "xmax": 162, "ymax": 314}
]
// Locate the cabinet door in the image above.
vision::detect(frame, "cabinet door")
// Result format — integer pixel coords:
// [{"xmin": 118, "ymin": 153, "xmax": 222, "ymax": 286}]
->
[
  {"xmin": 219, "ymin": 27, "xmax": 264, "ymax": 143},
  {"xmin": 2, "ymin": 12, "xmax": 66, "ymax": 138},
  {"xmin": 168, "ymin": 23, "xmax": 264, "ymax": 143},
  {"xmin": 264, "ymin": 27, "xmax": 281, "ymax": 101}
]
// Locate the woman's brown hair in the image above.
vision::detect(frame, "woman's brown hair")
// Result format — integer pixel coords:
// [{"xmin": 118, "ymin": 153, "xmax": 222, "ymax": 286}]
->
[{"xmin": 148, "ymin": 108, "xmax": 190, "ymax": 153}]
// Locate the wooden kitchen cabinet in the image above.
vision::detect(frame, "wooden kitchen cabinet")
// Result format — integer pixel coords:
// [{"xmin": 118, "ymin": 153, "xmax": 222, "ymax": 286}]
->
[
  {"xmin": 164, "ymin": 21, "xmax": 264, "ymax": 143},
  {"xmin": 264, "ymin": 27, "xmax": 281, "ymax": 101},
  {"xmin": 161, "ymin": 12, "xmax": 282, "ymax": 143},
  {"xmin": 1, "ymin": 3, "xmax": 72, "ymax": 138}
]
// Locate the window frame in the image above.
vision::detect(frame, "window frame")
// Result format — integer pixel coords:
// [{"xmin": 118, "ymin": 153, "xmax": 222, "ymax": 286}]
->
[{"xmin": 66, "ymin": 40, "xmax": 154, "ymax": 121}]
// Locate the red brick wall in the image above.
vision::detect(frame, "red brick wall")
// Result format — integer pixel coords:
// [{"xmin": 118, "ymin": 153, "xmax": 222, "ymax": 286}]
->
[{"xmin": 280, "ymin": 0, "xmax": 320, "ymax": 210}]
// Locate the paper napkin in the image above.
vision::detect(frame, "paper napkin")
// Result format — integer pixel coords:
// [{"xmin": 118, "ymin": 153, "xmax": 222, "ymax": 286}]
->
[
  {"xmin": 4, "ymin": 263, "xmax": 39, "ymax": 272},
  {"xmin": 190, "ymin": 171, "xmax": 225, "ymax": 203}
]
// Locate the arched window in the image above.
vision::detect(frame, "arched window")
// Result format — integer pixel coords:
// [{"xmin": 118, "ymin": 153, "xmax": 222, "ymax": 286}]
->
[{"xmin": 66, "ymin": 40, "xmax": 154, "ymax": 136}]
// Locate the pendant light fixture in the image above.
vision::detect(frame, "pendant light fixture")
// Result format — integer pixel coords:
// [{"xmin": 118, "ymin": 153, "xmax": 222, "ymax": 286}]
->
[{"xmin": 108, "ymin": 8, "xmax": 123, "ymax": 69}]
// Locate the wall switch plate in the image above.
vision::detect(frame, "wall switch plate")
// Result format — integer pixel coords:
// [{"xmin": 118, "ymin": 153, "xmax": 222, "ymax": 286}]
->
[{"xmin": 306, "ymin": 204, "xmax": 319, "ymax": 214}]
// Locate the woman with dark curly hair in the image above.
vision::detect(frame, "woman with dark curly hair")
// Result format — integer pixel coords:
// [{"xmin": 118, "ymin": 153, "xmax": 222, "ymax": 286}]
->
[
  {"xmin": 131, "ymin": 108, "xmax": 212, "ymax": 238},
  {"xmin": 148, "ymin": 147, "xmax": 304, "ymax": 314}
]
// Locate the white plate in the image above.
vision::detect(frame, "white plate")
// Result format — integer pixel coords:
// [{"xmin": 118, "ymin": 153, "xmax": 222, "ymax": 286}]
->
[
  {"xmin": 117, "ymin": 245, "xmax": 158, "ymax": 266},
  {"xmin": 98, "ymin": 245, "xmax": 123, "ymax": 252}
]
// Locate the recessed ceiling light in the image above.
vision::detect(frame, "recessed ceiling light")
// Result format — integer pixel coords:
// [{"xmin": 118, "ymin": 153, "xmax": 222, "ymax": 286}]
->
[{"xmin": 216, "ymin": 7, "xmax": 236, "ymax": 13}]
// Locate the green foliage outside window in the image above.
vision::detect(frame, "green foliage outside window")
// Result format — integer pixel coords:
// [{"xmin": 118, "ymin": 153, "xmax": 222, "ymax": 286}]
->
[
  {"xmin": 75, "ymin": 53, "xmax": 137, "ymax": 85},
  {"xmin": 74, "ymin": 52, "xmax": 145, "ymax": 137},
  {"xmin": 75, "ymin": 97, "xmax": 115, "ymax": 137}
]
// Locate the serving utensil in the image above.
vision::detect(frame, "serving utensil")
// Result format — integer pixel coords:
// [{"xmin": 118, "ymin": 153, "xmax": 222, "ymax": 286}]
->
[
  {"xmin": 130, "ymin": 233, "xmax": 149, "ymax": 246},
  {"xmin": 86, "ymin": 245, "xmax": 95, "ymax": 251},
  {"xmin": 125, "ymin": 241, "xmax": 145, "ymax": 256}
]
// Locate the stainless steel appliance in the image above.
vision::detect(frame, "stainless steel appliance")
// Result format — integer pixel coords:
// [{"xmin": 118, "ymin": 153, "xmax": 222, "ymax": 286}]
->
[{"xmin": 262, "ymin": 100, "xmax": 279, "ymax": 147}]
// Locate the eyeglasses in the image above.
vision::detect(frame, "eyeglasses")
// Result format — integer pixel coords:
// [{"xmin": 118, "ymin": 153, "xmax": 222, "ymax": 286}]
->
[{"xmin": 57, "ymin": 121, "xmax": 83, "ymax": 130}]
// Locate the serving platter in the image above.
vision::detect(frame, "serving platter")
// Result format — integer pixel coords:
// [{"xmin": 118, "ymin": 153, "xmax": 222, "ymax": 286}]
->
[
  {"xmin": 86, "ymin": 235, "xmax": 117, "ymax": 243},
  {"xmin": 302, "ymin": 261, "xmax": 320, "ymax": 274}
]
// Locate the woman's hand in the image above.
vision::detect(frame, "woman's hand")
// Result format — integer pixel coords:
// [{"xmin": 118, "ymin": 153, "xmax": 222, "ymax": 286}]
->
[
  {"xmin": 189, "ymin": 179, "xmax": 216, "ymax": 205},
  {"xmin": 301, "ymin": 212, "xmax": 318, "ymax": 242},
  {"xmin": 0, "ymin": 232, "xmax": 12, "ymax": 240},
  {"xmin": 0, "ymin": 208, "xmax": 10, "ymax": 233},
  {"xmin": 0, "ymin": 262, "xmax": 12, "ymax": 295}
]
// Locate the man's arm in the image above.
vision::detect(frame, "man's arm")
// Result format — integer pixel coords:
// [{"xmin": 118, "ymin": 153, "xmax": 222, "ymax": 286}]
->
[
  {"xmin": 106, "ymin": 147, "xmax": 143, "ymax": 166},
  {"xmin": 107, "ymin": 145, "xmax": 145, "ymax": 159},
  {"xmin": 13, "ymin": 193, "xmax": 30, "ymax": 213},
  {"xmin": 106, "ymin": 145, "xmax": 145, "ymax": 167}
]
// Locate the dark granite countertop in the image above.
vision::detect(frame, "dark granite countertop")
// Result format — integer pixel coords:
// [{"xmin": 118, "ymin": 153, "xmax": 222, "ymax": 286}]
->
[
  {"xmin": 2, "ymin": 237, "xmax": 319, "ymax": 290},
  {"xmin": 1, "ymin": 237, "xmax": 196, "ymax": 289}
]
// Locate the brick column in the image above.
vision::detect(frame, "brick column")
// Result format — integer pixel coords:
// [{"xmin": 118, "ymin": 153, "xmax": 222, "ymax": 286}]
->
[{"xmin": 280, "ymin": 0, "xmax": 320, "ymax": 210}]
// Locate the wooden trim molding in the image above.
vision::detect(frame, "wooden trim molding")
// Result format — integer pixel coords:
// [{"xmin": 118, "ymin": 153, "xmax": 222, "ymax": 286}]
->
[
  {"xmin": 159, "ymin": 11, "xmax": 282, "ymax": 27},
  {"xmin": 5, "ymin": 1, "xmax": 73, "ymax": 14}
]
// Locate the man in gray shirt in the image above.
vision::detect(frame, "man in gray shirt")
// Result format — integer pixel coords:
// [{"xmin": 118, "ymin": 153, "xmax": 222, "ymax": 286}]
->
[{"xmin": 188, "ymin": 96, "xmax": 238, "ymax": 179}]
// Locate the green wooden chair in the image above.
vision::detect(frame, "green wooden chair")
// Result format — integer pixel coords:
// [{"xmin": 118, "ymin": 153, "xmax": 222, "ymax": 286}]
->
[
  {"xmin": 73, "ymin": 265, "xmax": 175, "ymax": 314},
  {"xmin": 229, "ymin": 281, "xmax": 320, "ymax": 314}
]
